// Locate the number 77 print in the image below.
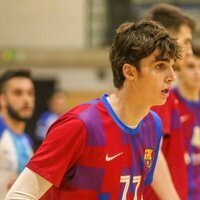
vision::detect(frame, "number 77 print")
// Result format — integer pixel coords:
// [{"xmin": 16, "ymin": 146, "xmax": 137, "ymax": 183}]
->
[{"xmin": 120, "ymin": 175, "xmax": 142, "ymax": 200}]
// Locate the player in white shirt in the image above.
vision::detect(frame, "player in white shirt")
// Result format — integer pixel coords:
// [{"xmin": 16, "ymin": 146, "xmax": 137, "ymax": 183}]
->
[{"xmin": 0, "ymin": 69, "xmax": 35, "ymax": 199}]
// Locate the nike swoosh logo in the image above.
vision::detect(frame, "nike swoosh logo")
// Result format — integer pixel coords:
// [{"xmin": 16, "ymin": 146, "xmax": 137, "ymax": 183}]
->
[{"xmin": 105, "ymin": 152, "xmax": 123, "ymax": 161}]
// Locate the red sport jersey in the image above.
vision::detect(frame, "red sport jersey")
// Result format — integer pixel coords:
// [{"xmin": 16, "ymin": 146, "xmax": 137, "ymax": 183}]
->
[
  {"xmin": 144, "ymin": 90, "xmax": 188, "ymax": 200},
  {"xmin": 27, "ymin": 94, "xmax": 162, "ymax": 200},
  {"xmin": 174, "ymin": 88, "xmax": 200, "ymax": 200}
]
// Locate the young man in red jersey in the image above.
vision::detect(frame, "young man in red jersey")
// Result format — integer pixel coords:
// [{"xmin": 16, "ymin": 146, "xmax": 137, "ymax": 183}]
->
[
  {"xmin": 143, "ymin": 3, "xmax": 196, "ymax": 200},
  {"xmin": 174, "ymin": 46, "xmax": 200, "ymax": 200},
  {"xmin": 5, "ymin": 19, "xmax": 180, "ymax": 200}
]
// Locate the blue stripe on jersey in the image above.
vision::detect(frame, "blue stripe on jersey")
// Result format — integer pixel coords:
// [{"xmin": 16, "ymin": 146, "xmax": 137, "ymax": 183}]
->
[
  {"xmin": 142, "ymin": 120, "xmax": 149, "ymax": 148},
  {"xmin": 69, "ymin": 166, "xmax": 104, "ymax": 191},
  {"xmin": 98, "ymin": 193, "xmax": 110, "ymax": 200},
  {"xmin": 78, "ymin": 104, "xmax": 106, "ymax": 146},
  {"xmin": 152, "ymin": 110, "xmax": 162, "ymax": 128},
  {"xmin": 140, "ymin": 120, "xmax": 148, "ymax": 175},
  {"xmin": 146, "ymin": 116, "xmax": 154, "ymax": 147},
  {"xmin": 84, "ymin": 99, "xmax": 99, "ymax": 105},
  {"xmin": 0, "ymin": 117, "xmax": 7, "ymax": 138},
  {"xmin": 122, "ymin": 131, "xmax": 132, "ymax": 144},
  {"xmin": 101, "ymin": 94, "xmax": 141, "ymax": 134},
  {"xmin": 138, "ymin": 131, "xmax": 144, "ymax": 175},
  {"xmin": 171, "ymin": 109, "xmax": 180, "ymax": 131},
  {"xmin": 188, "ymin": 125, "xmax": 195, "ymax": 200},
  {"xmin": 35, "ymin": 111, "xmax": 59, "ymax": 140},
  {"xmin": 9, "ymin": 132, "xmax": 31, "ymax": 173},
  {"xmin": 150, "ymin": 110, "xmax": 162, "ymax": 146},
  {"xmin": 132, "ymin": 134, "xmax": 138, "ymax": 174},
  {"xmin": 144, "ymin": 111, "xmax": 162, "ymax": 185}
]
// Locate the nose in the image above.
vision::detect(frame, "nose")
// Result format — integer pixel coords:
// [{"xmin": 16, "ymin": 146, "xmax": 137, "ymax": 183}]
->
[
  {"xmin": 185, "ymin": 43, "xmax": 193, "ymax": 57},
  {"xmin": 22, "ymin": 93, "xmax": 34, "ymax": 105},
  {"xmin": 165, "ymin": 67, "xmax": 176, "ymax": 83},
  {"xmin": 187, "ymin": 48, "xmax": 193, "ymax": 57},
  {"xmin": 196, "ymin": 65, "xmax": 200, "ymax": 76}
]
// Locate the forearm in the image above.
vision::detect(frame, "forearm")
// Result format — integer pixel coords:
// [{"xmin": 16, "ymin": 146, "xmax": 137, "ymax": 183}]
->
[
  {"xmin": 151, "ymin": 150, "xmax": 180, "ymax": 200},
  {"xmin": 4, "ymin": 167, "xmax": 52, "ymax": 200}
]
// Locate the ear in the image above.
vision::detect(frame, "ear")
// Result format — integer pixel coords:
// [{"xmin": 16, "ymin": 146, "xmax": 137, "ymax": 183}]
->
[{"xmin": 122, "ymin": 63, "xmax": 137, "ymax": 80}]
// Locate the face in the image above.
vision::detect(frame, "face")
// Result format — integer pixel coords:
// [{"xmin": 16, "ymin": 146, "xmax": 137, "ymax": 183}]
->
[
  {"xmin": 177, "ymin": 55, "xmax": 200, "ymax": 89},
  {"xmin": 132, "ymin": 49, "xmax": 176, "ymax": 106},
  {"xmin": 173, "ymin": 24, "xmax": 193, "ymax": 67},
  {"xmin": 49, "ymin": 92, "xmax": 67, "ymax": 115},
  {"xmin": 1, "ymin": 77, "xmax": 35, "ymax": 121}
]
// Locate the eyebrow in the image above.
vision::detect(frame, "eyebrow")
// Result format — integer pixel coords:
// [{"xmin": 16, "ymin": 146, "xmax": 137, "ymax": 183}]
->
[
  {"xmin": 154, "ymin": 54, "xmax": 171, "ymax": 62},
  {"xmin": 185, "ymin": 38, "xmax": 192, "ymax": 43}
]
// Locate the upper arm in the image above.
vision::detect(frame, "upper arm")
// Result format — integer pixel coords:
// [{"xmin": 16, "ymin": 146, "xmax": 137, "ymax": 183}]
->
[{"xmin": 27, "ymin": 114, "xmax": 87, "ymax": 187}]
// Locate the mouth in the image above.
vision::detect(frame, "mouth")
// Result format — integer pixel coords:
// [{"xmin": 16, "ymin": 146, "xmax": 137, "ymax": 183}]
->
[
  {"xmin": 161, "ymin": 89, "xmax": 169, "ymax": 93},
  {"xmin": 161, "ymin": 88, "xmax": 171, "ymax": 96},
  {"xmin": 21, "ymin": 107, "xmax": 33, "ymax": 112}
]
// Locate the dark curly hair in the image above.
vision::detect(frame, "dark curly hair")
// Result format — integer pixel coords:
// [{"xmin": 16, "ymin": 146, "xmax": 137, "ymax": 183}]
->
[{"xmin": 109, "ymin": 19, "xmax": 181, "ymax": 88}]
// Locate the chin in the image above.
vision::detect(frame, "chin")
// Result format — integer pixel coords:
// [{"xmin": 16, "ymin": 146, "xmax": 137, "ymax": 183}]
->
[
  {"xmin": 159, "ymin": 100, "xmax": 167, "ymax": 105},
  {"xmin": 20, "ymin": 113, "xmax": 33, "ymax": 120},
  {"xmin": 152, "ymin": 99, "xmax": 166, "ymax": 107}
]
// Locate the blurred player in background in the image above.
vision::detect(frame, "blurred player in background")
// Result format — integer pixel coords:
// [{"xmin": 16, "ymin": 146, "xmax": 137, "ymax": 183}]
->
[
  {"xmin": 144, "ymin": 3, "xmax": 196, "ymax": 200},
  {"xmin": 35, "ymin": 89, "xmax": 67, "ymax": 141},
  {"xmin": 5, "ymin": 19, "xmax": 181, "ymax": 200},
  {"xmin": 174, "ymin": 45, "xmax": 200, "ymax": 199},
  {"xmin": 0, "ymin": 69, "xmax": 35, "ymax": 199}
]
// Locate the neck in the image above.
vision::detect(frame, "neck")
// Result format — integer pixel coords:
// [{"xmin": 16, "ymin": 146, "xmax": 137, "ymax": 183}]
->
[
  {"xmin": 1, "ymin": 110, "xmax": 25, "ymax": 134},
  {"xmin": 177, "ymin": 83, "xmax": 200, "ymax": 102},
  {"xmin": 109, "ymin": 89, "xmax": 150, "ymax": 127}
]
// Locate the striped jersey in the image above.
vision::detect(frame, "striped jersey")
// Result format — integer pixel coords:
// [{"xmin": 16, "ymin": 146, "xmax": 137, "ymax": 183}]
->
[
  {"xmin": 144, "ymin": 89, "xmax": 188, "ymax": 200},
  {"xmin": 174, "ymin": 88, "xmax": 200, "ymax": 200},
  {"xmin": 0, "ymin": 116, "xmax": 33, "ymax": 199},
  {"xmin": 27, "ymin": 94, "xmax": 162, "ymax": 200}
]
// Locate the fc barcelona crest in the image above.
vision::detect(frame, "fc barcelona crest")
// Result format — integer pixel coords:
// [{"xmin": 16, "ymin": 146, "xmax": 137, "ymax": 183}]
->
[{"xmin": 144, "ymin": 148, "xmax": 154, "ymax": 168}]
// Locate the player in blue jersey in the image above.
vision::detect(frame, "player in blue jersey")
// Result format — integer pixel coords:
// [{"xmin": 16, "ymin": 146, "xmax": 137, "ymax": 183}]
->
[
  {"xmin": 0, "ymin": 69, "xmax": 35, "ymax": 199},
  {"xmin": 5, "ymin": 19, "xmax": 181, "ymax": 200},
  {"xmin": 35, "ymin": 90, "xmax": 67, "ymax": 141}
]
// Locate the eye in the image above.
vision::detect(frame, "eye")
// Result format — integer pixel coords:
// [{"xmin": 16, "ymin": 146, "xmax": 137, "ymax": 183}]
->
[
  {"xmin": 184, "ymin": 39, "xmax": 192, "ymax": 47},
  {"xmin": 187, "ymin": 64, "xmax": 195, "ymax": 69},
  {"xmin": 13, "ymin": 89, "xmax": 23, "ymax": 96},
  {"xmin": 28, "ymin": 89, "xmax": 35, "ymax": 97},
  {"xmin": 156, "ymin": 63, "xmax": 166, "ymax": 71}
]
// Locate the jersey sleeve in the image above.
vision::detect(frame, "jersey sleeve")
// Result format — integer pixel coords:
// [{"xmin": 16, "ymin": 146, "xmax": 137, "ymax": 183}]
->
[
  {"xmin": 144, "ymin": 111, "xmax": 162, "ymax": 185},
  {"xmin": 27, "ymin": 114, "xmax": 87, "ymax": 188},
  {"xmin": 0, "ymin": 117, "xmax": 6, "ymax": 138},
  {"xmin": 35, "ymin": 113, "xmax": 49, "ymax": 141},
  {"xmin": 151, "ymin": 91, "xmax": 180, "ymax": 136}
]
